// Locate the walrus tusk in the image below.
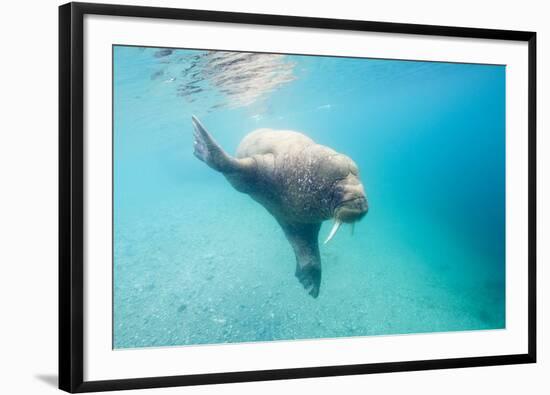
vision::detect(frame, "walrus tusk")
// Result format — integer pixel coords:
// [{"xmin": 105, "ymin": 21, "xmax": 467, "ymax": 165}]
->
[{"xmin": 324, "ymin": 220, "xmax": 342, "ymax": 244}]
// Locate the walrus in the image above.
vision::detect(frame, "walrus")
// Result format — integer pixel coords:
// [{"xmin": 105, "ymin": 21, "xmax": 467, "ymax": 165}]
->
[{"xmin": 192, "ymin": 115, "xmax": 368, "ymax": 298}]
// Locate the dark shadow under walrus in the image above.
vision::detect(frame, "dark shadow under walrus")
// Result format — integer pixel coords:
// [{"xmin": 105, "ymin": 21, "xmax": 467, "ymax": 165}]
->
[{"xmin": 192, "ymin": 116, "xmax": 368, "ymax": 298}]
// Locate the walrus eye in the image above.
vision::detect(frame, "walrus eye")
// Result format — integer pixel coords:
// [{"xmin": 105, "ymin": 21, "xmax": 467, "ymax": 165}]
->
[{"xmin": 324, "ymin": 220, "xmax": 342, "ymax": 244}]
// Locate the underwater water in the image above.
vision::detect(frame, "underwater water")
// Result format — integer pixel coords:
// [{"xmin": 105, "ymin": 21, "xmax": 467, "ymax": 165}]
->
[{"xmin": 113, "ymin": 45, "xmax": 505, "ymax": 349}]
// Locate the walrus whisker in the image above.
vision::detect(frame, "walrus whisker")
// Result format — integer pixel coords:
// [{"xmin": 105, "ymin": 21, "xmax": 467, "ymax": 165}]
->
[{"xmin": 324, "ymin": 220, "xmax": 342, "ymax": 244}]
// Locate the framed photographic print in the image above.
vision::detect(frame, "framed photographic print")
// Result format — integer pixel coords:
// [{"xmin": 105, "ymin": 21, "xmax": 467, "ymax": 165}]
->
[{"xmin": 59, "ymin": 2, "xmax": 537, "ymax": 393}]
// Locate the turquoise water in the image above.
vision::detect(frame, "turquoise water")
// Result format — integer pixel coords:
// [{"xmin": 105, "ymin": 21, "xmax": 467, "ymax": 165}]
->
[{"xmin": 113, "ymin": 46, "xmax": 505, "ymax": 349}]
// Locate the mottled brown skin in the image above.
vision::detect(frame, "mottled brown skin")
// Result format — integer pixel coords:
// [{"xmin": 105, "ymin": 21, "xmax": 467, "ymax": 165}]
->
[{"xmin": 192, "ymin": 116, "xmax": 368, "ymax": 298}]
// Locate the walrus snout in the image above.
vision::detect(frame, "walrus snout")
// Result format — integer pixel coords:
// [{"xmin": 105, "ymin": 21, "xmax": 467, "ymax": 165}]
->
[
  {"xmin": 323, "ymin": 174, "xmax": 368, "ymax": 244},
  {"xmin": 335, "ymin": 197, "xmax": 368, "ymax": 223},
  {"xmin": 332, "ymin": 176, "xmax": 368, "ymax": 222}
]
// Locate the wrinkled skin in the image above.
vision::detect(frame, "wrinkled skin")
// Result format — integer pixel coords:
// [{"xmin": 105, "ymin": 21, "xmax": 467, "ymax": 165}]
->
[{"xmin": 192, "ymin": 116, "xmax": 368, "ymax": 297}]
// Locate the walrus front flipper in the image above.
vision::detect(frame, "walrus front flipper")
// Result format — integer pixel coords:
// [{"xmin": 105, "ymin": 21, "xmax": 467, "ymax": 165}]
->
[
  {"xmin": 192, "ymin": 115, "xmax": 254, "ymax": 174},
  {"xmin": 279, "ymin": 221, "xmax": 322, "ymax": 298}
]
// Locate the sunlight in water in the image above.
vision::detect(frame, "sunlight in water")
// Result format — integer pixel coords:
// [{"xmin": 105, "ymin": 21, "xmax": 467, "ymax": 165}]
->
[{"xmin": 147, "ymin": 48, "xmax": 296, "ymax": 110}]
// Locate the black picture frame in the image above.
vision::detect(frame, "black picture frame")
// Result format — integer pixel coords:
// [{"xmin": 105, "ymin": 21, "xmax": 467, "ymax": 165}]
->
[{"xmin": 59, "ymin": 2, "xmax": 537, "ymax": 393}]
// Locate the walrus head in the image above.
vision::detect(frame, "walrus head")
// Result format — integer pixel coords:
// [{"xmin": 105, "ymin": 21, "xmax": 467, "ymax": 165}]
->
[{"xmin": 324, "ymin": 157, "xmax": 368, "ymax": 244}]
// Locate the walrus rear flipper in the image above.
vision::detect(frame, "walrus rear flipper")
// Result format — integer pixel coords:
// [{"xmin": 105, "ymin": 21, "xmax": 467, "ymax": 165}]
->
[
  {"xmin": 279, "ymin": 221, "xmax": 322, "ymax": 298},
  {"xmin": 192, "ymin": 115, "xmax": 254, "ymax": 174}
]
